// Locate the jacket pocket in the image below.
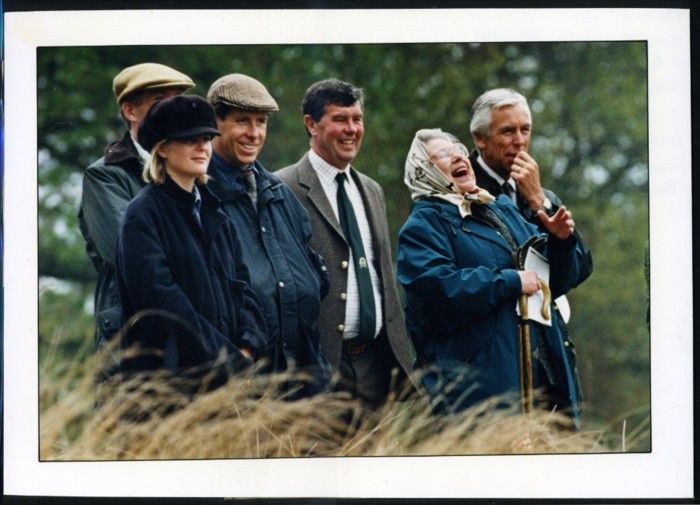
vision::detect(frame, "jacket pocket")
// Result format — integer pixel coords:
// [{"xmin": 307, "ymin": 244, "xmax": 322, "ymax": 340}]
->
[{"xmin": 97, "ymin": 305, "xmax": 123, "ymax": 343}]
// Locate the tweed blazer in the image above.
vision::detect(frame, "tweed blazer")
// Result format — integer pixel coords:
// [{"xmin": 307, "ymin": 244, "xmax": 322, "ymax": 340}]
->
[{"xmin": 277, "ymin": 153, "xmax": 415, "ymax": 376}]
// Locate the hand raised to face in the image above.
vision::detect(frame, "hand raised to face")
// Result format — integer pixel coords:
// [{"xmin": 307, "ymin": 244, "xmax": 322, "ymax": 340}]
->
[{"xmin": 510, "ymin": 150, "xmax": 547, "ymax": 210}]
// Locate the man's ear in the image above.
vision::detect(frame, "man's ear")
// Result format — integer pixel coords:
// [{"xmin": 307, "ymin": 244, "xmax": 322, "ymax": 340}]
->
[
  {"xmin": 120, "ymin": 101, "xmax": 138, "ymax": 124},
  {"xmin": 213, "ymin": 117, "xmax": 225, "ymax": 145},
  {"xmin": 473, "ymin": 132, "xmax": 487, "ymax": 151},
  {"xmin": 303, "ymin": 115, "xmax": 317, "ymax": 136}
]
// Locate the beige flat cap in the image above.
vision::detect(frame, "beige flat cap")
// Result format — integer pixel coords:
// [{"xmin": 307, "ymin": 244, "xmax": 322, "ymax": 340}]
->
[
  {"xmin": 207, "ymin": 73, "xmax": 279, "ymax": 112},
  {"xmin": 113, "ymin": 62, "xmax": 195, "ymax": 104}
]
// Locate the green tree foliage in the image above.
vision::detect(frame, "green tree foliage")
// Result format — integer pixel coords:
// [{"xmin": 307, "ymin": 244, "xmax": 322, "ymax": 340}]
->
[{"xmin": 37, "ymin": 42, "xmax": 648, "ymax": 433}]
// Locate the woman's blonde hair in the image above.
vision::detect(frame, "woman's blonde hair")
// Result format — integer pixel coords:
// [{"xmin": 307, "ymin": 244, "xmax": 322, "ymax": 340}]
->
[{"xmin": 142, "ymin": 139, "xmax": 210, "ymax": 185}]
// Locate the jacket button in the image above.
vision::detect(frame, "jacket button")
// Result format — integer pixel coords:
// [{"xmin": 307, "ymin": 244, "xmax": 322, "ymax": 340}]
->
[
  {"xmin": 278, "ymin": 281, "xmax": 285, "ymax": 288},
  {"xmin": 339, "ymin": 293, "xmax": 347, "ymax": 301},
  {"xmin": 337, "ymin": 324, "xmax": 345, "ymax": 332},
  {"xmin": 261, "ymin": 226, "xmax": 267, "ymax": 233},
  {"xmin": 341, "ymin": 261, "xmax": 349, "ymax": 269},
  {"xmin": 321, "ymin": 265, "xmax": 327, "ymax": 272},
  {"xmin": 564, "ymin": 341, "xmax": 571, "ymax": 347}
]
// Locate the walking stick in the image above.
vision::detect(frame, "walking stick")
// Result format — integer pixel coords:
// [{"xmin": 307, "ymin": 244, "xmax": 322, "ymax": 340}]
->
[
  {"xmin": 514, "ymin": 235, "xmax": 547, "ymax": 415},
  {"xmin": 518, "ymin": 292, "xmax": 533, "ymax": 414}
]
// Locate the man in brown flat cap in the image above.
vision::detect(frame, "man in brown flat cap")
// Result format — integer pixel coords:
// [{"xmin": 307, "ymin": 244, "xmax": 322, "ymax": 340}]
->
[
  {"xmin": 205, "ymin": 73, "xmax": 331, "ymax": 396},
  {"xmin": 78, "ymin": 62, "xmax": 194, "ymax": 351}
]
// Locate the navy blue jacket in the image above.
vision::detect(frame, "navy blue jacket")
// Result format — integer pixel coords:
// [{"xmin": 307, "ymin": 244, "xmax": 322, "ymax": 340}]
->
[
  {"xmin": 469, "ymin": 150, "xmax": 593, "ymax": 289},
  {"xmin": 207, "ymin": 154, "xmax": 331, "ymax": 393},
  {"xmin": 116, "ymin": 176, "xmax": 267, "ymax": 373},
  {"xmin": 397, "ymin": 196, "xmax": 586, "ymax": 423}
]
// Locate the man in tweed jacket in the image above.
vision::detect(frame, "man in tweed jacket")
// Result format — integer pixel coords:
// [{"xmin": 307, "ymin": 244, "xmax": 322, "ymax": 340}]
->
[{"xmin": 277, "ymin": 79, "xmax": 415, "ymax": 407}]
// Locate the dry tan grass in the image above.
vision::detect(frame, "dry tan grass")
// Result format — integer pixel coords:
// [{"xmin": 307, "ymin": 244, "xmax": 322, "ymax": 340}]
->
[{"xmin": 39, "ymin": 347, "xmax": 644, "ymax": 461}]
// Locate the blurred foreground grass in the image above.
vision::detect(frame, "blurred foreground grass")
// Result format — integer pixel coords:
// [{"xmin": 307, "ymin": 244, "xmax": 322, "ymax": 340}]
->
[{"xmin": 39, "ymin": 338, "xmax": 650, "ymax": 460}]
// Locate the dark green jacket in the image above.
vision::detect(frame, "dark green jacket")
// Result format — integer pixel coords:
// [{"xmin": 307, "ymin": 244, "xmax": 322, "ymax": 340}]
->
[{"xmin": 78, "ymin": 132, "xmax": 145, "ymax": 348}]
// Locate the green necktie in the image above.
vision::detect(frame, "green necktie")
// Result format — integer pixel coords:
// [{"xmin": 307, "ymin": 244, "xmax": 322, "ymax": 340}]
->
[{"xmin": 336, "ymin": 172, "xmax": 376, "ymax": 342}]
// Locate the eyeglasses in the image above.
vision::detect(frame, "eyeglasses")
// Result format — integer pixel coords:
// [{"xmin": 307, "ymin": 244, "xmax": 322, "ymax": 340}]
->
[{"xmin": 429, "ymin": 143, "xmax": 469, "ymax": 162}]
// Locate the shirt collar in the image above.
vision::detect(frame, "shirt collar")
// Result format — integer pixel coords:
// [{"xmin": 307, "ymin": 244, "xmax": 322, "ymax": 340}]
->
[
  {"xmin": 210, "ymin": 151, "xmax": 257, "ymax": 187},
  {"xmin": 308, "ymin": 149, "xmax": 350, "ymax": 186},
  {"xmin": 132, "ymin": 134, "xmax": 151, "ymax": 163},
  {"xmin": 476, "ymin": 153, "xmax": 515, "ymax": 190}
]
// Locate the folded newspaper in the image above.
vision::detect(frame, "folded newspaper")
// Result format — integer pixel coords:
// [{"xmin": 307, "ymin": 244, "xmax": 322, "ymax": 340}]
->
[{"xmin": 515, "ymin": 247, "xmax": 552, "ymax": 327}]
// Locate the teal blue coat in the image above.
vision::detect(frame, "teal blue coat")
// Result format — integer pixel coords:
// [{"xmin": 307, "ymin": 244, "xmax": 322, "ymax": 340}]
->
[{"xmin": 397, "ymin": 196, "xmax": 586, "ymax": 424}]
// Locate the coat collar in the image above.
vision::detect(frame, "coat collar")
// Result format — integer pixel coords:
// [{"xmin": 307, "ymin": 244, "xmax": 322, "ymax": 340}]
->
[
  {"xmin": 469, "ymin": 150, "xmax": 533, "ymax": 216},
  {"xmin": 470, "ymin": 150, "xmax": 502, "ymax": 197},
  {"xmin": 161, "ymin": 177, "xmax": 228, "ymax": 244},
  {"xmin": 351, "ymin": 169, "xmax": 385, "ymax": 263},
  {"xmin": 104, "ymin": 131, "xmax": 143, "ymax": 172},
  {"xmin": 294, "ymin": 152, "xmax": 384, "ymax": 256},
  {"xmin": 295, "ymin": 152, "xmax": 347, "ymax": 243},
  {"xmin": 416, "ymin": 197, "xmax": 516, "ymax": 253},
  {"xmin": 208, "ymin": 154, "xmax": 283, "ymax": 208},
  {"xmin": 160, "ymin": 174, "xmax": 202, "ymax": 207}
]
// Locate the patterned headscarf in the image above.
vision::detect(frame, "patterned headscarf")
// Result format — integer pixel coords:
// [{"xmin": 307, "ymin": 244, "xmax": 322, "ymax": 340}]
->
[{"xmin": 404, "ymin": 128, "xmax": 495, "ymax": 217}]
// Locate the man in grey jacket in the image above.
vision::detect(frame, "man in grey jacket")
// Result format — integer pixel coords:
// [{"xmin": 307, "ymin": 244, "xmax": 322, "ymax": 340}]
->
[
  {"xmin": 277, "ymin": 78, "xmax": 415, "ymax": 407},
  {"xmin": 78, "ymin": 62, "xmax": 194, "ymax": 349}
]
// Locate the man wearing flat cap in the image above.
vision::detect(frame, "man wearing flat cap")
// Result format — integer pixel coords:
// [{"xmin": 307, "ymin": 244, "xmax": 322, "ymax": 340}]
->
[
  {"xmin": 206, "ymin": 73, "xmax": 331, "ymax": 396},
  {"xmin": 78, "ymin": 62, "xmax": 194, "ymax": 351}
]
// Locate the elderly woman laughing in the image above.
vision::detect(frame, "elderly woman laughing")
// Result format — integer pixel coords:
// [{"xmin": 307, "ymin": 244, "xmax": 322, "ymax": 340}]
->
[{"xmin": 397, "ymin": 128, "xmax": 587, "ymax": 426}]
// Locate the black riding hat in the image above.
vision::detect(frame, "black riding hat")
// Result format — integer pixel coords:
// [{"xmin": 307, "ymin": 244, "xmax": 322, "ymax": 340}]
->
[{"xmin": 138, "ymin": 95, "xmax": 220, "ymax": 152}]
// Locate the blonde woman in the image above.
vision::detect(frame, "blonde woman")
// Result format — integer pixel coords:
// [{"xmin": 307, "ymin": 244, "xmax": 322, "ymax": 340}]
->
[{"xmin": 116, "ymin": 95, "xmax": 266, "ymax": 375}]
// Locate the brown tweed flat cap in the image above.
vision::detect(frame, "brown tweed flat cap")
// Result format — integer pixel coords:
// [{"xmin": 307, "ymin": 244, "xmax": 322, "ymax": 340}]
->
[
  {"xmin": 113, "ymin": 63, "xmax": 194, "ymax": 104},
  {"xmin": 207, "ymin": 73, "xmax": 279, "ymax": 112}
]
